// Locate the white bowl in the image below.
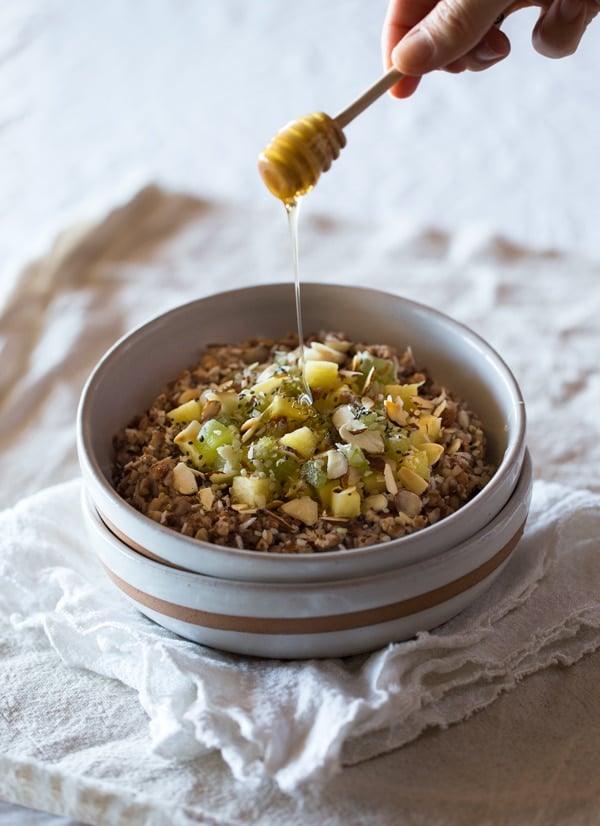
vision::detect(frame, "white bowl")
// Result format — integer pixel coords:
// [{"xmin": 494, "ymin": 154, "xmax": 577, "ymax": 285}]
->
[
  {"xmin": 83, "ymin": 450, "xmax": 532, "ymax": 659},
  {"xmin": 77, "ymin": 283, "xmax": 527, "ymax": 583}
]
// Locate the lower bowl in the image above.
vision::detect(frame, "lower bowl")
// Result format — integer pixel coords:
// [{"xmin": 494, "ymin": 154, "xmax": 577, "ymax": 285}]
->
[{"xmin": 83, "ymin": 450, "xmax": 533, "ymax": 659}]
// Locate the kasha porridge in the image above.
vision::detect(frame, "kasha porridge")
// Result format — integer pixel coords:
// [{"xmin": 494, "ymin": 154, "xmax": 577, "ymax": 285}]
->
[{"xmin": 112, "ymin": 332, "xmax": 495, "ymax": 553}]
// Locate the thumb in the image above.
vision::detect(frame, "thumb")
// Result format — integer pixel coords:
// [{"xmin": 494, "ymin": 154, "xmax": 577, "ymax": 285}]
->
[{"xmin": 391, "ymin": 0, "xmax": 510, "ymax": 74}]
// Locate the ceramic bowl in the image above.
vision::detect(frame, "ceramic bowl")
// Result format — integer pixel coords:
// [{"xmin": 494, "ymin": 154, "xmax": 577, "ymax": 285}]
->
[
  {"xmin": 77, "ymin": 283, "xmax": 527, "ymax": 584},
  {"xmin": 82, "ymin": 450, "xmax": 532, "ymax": 659}
]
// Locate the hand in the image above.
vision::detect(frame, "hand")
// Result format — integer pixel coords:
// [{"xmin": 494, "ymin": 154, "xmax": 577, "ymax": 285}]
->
[{"xmin": 382, "ymin": 0, "xmax": 599, "ymax": 97}]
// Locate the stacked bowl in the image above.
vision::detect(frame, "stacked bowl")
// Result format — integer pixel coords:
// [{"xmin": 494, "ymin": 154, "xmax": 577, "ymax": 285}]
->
[{"xmin": 77, "ymin": 283, "xmax": 530, "ymax": 659}]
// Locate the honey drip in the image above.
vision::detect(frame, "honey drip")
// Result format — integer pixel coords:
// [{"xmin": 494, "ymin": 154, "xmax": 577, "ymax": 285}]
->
[{"xmin": 285, "ymin": 198, "xmax": 313, "ymax": 406}]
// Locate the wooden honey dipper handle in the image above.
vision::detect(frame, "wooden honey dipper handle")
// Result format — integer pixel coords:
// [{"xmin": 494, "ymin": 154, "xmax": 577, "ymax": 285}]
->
[{"xmin": 334, "ymin": 67, "xmax": 404, "ymax": 130}]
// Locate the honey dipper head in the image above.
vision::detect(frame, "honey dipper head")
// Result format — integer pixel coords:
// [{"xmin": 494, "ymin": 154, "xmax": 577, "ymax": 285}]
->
[{"xmin": 258, "ymin": 112, "xmax": 346, "ymax": 204}]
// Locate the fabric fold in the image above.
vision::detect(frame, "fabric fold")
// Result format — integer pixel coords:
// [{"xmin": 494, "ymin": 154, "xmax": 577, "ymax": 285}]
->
[{"xmin": 2, "ymin": 477, "xmax": 600, "ymax": 794}]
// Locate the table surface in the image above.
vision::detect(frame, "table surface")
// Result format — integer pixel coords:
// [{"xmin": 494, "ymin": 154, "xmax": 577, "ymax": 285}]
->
[{"xmin": 2, "ymin": 1, "xmax": 599, "ymax": 824}]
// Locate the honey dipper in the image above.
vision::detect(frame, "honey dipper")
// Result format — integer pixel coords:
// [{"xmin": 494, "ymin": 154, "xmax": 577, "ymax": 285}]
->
[{"xmin": 258, "ymin": 67, "xmax": 403, "ymax": 204}]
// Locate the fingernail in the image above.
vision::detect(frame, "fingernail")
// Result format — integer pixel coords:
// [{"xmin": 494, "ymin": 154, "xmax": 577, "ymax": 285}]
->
[
  {"xmin": 559, "ymin": 0, "xmax": 584, "ymax": 23},
  {"xmin": 392, "ymin": 27, "xmax": 436, "ymax": 71}
]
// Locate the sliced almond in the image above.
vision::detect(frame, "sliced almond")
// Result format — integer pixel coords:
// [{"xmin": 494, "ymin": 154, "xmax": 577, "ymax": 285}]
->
[
  {"xmin": 394, "ymin": 489, "xmax": 422, "ymax": 517},
  {"xmin": 384, "ymin": 395, "xmax": 408, "ymax": 426},
  {"xmin": 339, "ymin": 425, "xmax": 385, "ymax": 454},
  {"xmin": 200, "ymin": 399, "xmax": 222, "ymax": 423},
  {"xmin": 383, "ymin": 462, "xmax": 398, "ymax": 495},
  {"xmin": 362, "ymin": 365, "xmax": 376, "ymax": 394},
  {"xmin": 398, "ymin": 466, "xmax": 428, "ymax": 495},
  {"xmin": 172, "ymin": 462, "xmax": 198, "ymax": 495},
  {"xmin": 448, "ymin": 437, "xmax": 463, "ymax": 455},
  {"xmin": 305, "ymin": 342, "xmax": 346, "ymax": 364},
  {"xmin": 364, "ymin": 493, "xmax": 389, "ymax": 513},
  {"xmin": 240, "ymin": 414, "xmax": 266, "ymax": 443},
  {"xmin": 326, "ymin": 449, "xmax": 348, "ymax": 479},
  {"xmin": 332, "ymin": 404, "xmax": 356, "ymax": 430}
]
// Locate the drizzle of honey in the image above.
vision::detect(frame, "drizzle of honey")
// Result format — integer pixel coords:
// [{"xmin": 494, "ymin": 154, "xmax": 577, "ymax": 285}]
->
[
  {"xmin": 285, "ymin": 197, "xmax": 313, "ymax": 406},
  {"xmin": 259, "ymin": 113, "xmax": 347, "ymax": 407}
]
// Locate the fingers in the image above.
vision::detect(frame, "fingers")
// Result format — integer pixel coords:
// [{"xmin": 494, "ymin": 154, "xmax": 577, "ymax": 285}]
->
[
  {"xmin": 388, "ymin": 0, "xmax": 511, "ymax": 75},
  {"xmin": 532, "ymin": 0, "xmax": 598, "ymax": 57}
]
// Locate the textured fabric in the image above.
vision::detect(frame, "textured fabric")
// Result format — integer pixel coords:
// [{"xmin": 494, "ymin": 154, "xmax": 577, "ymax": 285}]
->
[
  {"xmin": 1, "ymin": 187, "xmax": 600, "ymax": 824},
  {"xmin": 1, "ymin": 477, "xmax": 600, "ymax": 800}
]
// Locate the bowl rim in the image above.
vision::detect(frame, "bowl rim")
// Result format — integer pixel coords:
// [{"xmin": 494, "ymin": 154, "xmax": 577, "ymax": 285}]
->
[{"xmin": 77, "ymin": 282, "xmax": 527, "ymax": 573}]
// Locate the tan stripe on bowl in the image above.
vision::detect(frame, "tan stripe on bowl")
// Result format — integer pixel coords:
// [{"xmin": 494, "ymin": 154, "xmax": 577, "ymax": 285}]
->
[{"xmin": 101, "ymin": 521, "xmax": 524, "ymax": 635}]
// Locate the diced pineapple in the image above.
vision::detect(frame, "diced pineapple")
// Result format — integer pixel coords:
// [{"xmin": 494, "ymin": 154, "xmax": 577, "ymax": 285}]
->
[
  {"xmin": 173, "ymin": 420, "xmax": 204, "ymax": 467},
  {"xmin": 231, "ymin": 475, "xmax": 274, "ymax": 509},
  {"xmin": 174, "ymin": 420, "xmax": 202, "ymax": 443},
  {"xmin": 168, "ymin": 400, "xmax": 202, "ymax": 423},
  {"xmin": 250, "ymin": 375, "xmax": 285, "ymax": 396},
  {"xmin": 280, "ymin": 496, "xmax": 319, "ymax": 526},
  {"xmin": 418, "ymin": 414, "xmax": 442, "ymax": 441},
  {"xmin": 280, "ymin": 426, "xmax": 318, "ymax": 458},
  {"xmin": 384, "ymin": 382, "xmax": 423, "ymax": 411},
  {"xmin": 304, "ymin": 360, "xmax": 340, "ymax": 390},
  {"xmin": 402, "ymin": 448, "xmax": 431, "ymax": 480},
  {"xmin": 265, "ymin": 394, "xmax": 310, "ymax": 422},
  {"xmin": 409, "ymin": 429, "xmax": 427, "ymax": 447},
  {"xmin": 314, "ymin": 479, "xmax": 339, "ymax": 510},
  {"xmin": 330, "ymin": 486, "xmax": 362, "ymax": 518}
]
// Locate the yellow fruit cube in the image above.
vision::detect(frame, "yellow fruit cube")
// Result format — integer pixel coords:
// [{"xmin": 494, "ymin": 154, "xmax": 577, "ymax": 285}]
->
[
  {"xmin": 280, "ymin": 496, "xmax": 319, "ymax": 526},
  {"xmin": 330, "ymin": 487, "xmax": 361, "ymax": 518},
  {"xmin": 250, "ymin": 376, "xmax": 284, "ymax": 396},
  {"xmin": 280, "ymin": 426, "xmax": 318, "ymax": 458},
  {"xmin": 422, "ymin": 442, "xmax": 444, "ymax": 465},
  {"xmin": 304, "ymin": 360, "xmax": 340, "ymax": 390},
  {"xmin": 315, "ymin": 480, "xmax": 339, "ymax": 510},
  {"xmin": 418, "ymin": 414, "xmax": 442, "ymax": 441},
  {"xmin": 265, "ymin": 395, "xmax": 310, "ymax": 422},
  {"xmin": 402, "ymin": 448, "xmax": 430, "ymax": 480},
  {"xmin": 231, "ymin": 475, "xmax": 273, "ymax": 509},
  {"xmin": 384, "ymin": 382, "xmax": 422, "ymax": 411},
  {"xmin": 168, "ymin": 400, "xmax": 202, "ymax": 423}
]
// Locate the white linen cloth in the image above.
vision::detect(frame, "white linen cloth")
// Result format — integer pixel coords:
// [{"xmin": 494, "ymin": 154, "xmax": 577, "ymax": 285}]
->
[{"xmin": 2, "ymin": 186, "xmax": 600, "ymax": 824}]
